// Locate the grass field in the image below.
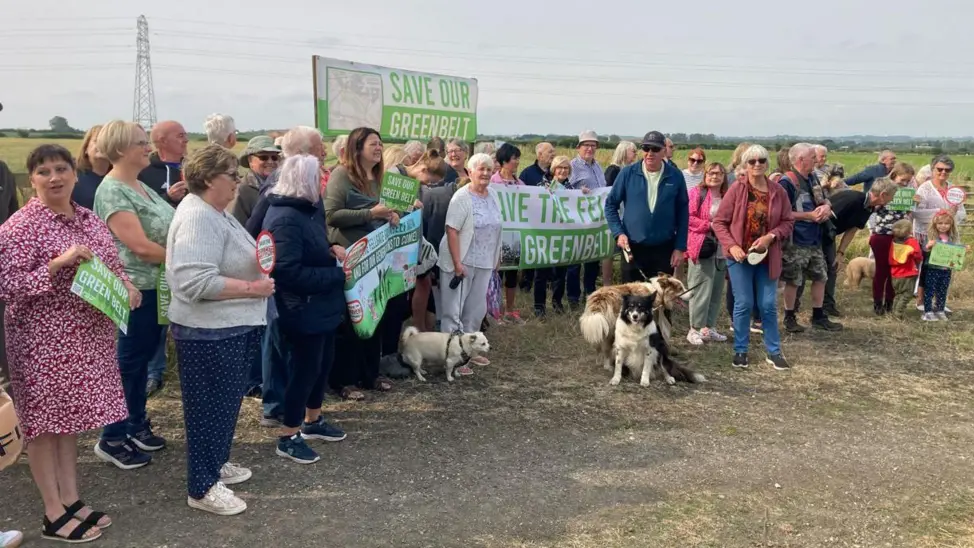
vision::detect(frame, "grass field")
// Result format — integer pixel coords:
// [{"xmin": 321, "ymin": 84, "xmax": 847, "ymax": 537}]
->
[{"xmin": 3, "ymin": 135, "xmax": 974, "ymax": 546}]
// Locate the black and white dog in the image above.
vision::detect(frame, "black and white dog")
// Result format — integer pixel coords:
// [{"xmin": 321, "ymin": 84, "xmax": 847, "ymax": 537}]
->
[{"xmin": 610, "ymin": 293, "xmax": 706, "ymax": 387}]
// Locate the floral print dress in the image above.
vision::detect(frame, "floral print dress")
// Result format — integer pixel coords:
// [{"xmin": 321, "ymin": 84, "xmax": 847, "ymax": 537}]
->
[{"xmin": 0, "ymin": 199, "xmax": 128, "ymax": 442}]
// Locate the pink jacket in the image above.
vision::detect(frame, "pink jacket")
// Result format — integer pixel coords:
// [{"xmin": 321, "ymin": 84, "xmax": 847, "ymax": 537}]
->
[
  {"xmin": 686, "ymin": 186, "xmax": 716, "ymax": 263},
  {"xmin": 711, "ymin": 175, "xmax": 795, "ymax": 280}
]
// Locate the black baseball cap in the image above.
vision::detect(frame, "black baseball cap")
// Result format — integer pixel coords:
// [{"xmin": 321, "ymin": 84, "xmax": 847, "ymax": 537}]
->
[{"xmin": 640, "ymin": 131, "xmax": 665, "ymax": 148}]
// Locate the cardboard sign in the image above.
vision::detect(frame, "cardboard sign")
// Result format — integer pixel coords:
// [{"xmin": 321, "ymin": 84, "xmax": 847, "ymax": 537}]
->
[
  {"xmin": 889, "ymin": 187, "xmax": 916, "ymax": 212},
  {"xmin": 945, "ymin": 187, "xmax": 967, "ymax": 207},
  {"xmin": 70, "ymin": 257, "xmax": 131, "ymax": 334},
  {"xmin": 256, "ymin": 231, "xmax": 277, "ymax": 274},
  {"xmin": 379, "ymin": 171, "xmax": 421, "ymax": 212},
  {"xmin": 157, "ymin": 263, "xmax": 170, "ymax": 325},
  {"xmin": 928, "ymin": 242, "xmax": 967, "ymax": 271}
]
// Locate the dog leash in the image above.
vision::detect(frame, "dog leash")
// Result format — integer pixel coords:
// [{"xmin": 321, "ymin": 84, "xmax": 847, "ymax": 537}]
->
[
  {"xmin": 447, "ymin": 329, "xmax": 471, "ymax": 364},
  {"xmin": 622, "ymin": 246, "xmax": 704, "ymax": 298}
]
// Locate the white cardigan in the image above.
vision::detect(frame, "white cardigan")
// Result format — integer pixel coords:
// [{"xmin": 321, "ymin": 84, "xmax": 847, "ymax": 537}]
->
[
  {"xmin": 913, "ymin": 181, "xmax": 967, "ymax": 243},
  {"xmin": 436, "ymin": 184, "xmax": 503, "ymax": 273}
]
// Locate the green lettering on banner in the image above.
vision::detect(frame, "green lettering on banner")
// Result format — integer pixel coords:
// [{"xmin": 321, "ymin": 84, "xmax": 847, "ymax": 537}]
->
[
  {"xmin": 70, "ymin": 257, "xmax": 131, "ymax": 334},
  {"xmin": 928, "ymin": 242, "xmax": 967, "ymax": 270},
  {"xmin": 314, "ymin": 57, "xmax": 478, "ymax": 142},
  {"xmin": 889, "ymin": 188, "xmax": 916, "ymax": 212},
  {"xmin": 510, "ymin": 227, "xmax": 614, "ymax": 269},
  {"xmin": 379, "ymin": 172, "xmax": 421, "ymax": 212},
  {"xmin": 343, "ymin": 210, "xmax": 423, "ymax": 338},
  {"xmin": 157, "ymin": 264, "xmax": 170, "ymax": 325}
]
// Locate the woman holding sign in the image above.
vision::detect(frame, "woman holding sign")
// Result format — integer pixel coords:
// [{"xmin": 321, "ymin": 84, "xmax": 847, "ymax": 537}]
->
[
  {"xmin": 0, "ymin": 145, "xmax": 140, "ymax": 542},
  {"xmin": 93, "ymin": 120, "xmax": 175, "ymax": 470},
  {"xmin": 325, "ymin": 127, "xmax": 397, "ymax": 398},
  {"xmin": 262, "ymin": 155, "xmax": 348, "ymax": 465},
  {"xmin": 166, "ymin": 144, "xmax": 274, "ymax": 515},
  {"xmin": 913, "ymin": 154, "xmax": 967, "ymax": 313},
  {"xmin": 867, "ymin": 163, "xmax": 916, "ymax": 315}
]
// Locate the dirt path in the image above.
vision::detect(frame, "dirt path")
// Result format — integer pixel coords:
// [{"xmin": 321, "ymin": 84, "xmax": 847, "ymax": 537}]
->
[{"xmin": 3, "ymin": 289, "xmax": 974, "ymax": 547}]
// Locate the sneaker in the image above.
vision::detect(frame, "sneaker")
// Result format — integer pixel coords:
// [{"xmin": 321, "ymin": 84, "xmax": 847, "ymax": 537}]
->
[
  {"xmin": 94, "ymin": 440, "xmax": 152, "ymax": 470},
  {"xmin": 503, "ymin": 311, "xmax": 525, "ymax": 324},
  {"xmin": 219, "ymin": 462, "xmax": 252, "ymax": 485},
  {"xmin": 921, "ymin": 312, "xmax": 939, "ymax": 322},
  {"xmin": 276, "ymin": 434, "xmax": 320, "ymax": 464},
  {"xmin": 766, "ymin": 354, "xmax": 791, "ymax": 370},
  {"xmin": 187, "ymin": 482, "xmax": 246, "ymax": 516},
  {"xmin": 301, "ymin": 416, "xmax": 347, "ymax": 442},
  {"xmin": 703, "ymin": 328, "xmax": 728, "ymax": 342},
  {"xmin": 455, "ymin": 365, "xmax": 474, "ymax": 376},
  {"xmin": 944, "ymin": 306, "xmax": 952, "ymax": 315},
  {"xmin": 750, "ymin": 321, "xmax": 764, "ymax": 334},
  {"xmin": 824, "ymin": 305, "xmax": 843, "ymax": 318},
  {"xmin": 0, "ymin": 530, "xmax": 23, "ymax": 548},
  {"xmin": 260, "ymin": 414, "xmax": 283, "ymax": 428},
  {"xmin": 936, "ymin": 311, "xmax": 949, "ymax": 321},
  {"xmin": 146, "ymin": 378, "xmax": 163, "ymax": 398},
  {"xmin": 916, "ymin": 304, "xmax": 926, "ymax": 312},
  {"xmin": 732, "ymin": 352, "xmax": 749, "ymax": 368},
  {"xmin": 469, "ymin": 355, "xmax": 490, "ymax": 366},
  {"xmin": 686, "ymin": 329, "xmax": 704, "ymax": 346},
  {"xmin": 873, "ymin": 303, "xmax": 886, "ymax": 316},
  {"xmin": 783, "ymin": 315, "xmax": 806, "ymax": 333},
  {"xmin": 129, "ymin": 421, "xmax": 166, "ymax": 452},
  {"xmin": 811, "ymin": 317, "xmax": 843, "ymax": 331}
]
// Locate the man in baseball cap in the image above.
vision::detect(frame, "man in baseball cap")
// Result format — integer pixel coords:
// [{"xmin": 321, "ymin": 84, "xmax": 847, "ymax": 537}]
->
[{"xmin": 604, "ymin": 130, "xmax": 689, "ymax": 282}]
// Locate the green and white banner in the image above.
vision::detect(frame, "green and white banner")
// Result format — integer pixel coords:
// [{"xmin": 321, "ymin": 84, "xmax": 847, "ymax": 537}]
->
[
  {"xmin": 342, "ymin": 210, "xmax": 422, "ymax": 338},
  {"xmin": 495, "ymin": 185, "xmax": 615, "ymax": 270},
  {"xmin": 313, "ymin": 56, "xmax": 478, "ymax": 141},
  {"xmin": 70, "ymin": 257, "xmax": 131, "ymax": 334}
]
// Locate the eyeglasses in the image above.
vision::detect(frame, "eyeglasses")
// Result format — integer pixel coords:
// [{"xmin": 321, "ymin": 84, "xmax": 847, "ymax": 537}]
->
[
  {"xmin": 706, "ymin": 171, "xmax": 724, "ymax": 177},
  {"xmin": 255, "ymin": 154, "xmax": 280, "ymax": 162},
  {"xmin": 224, "ymin": 171, "xmax": 240, "ymax": 181},
  {"xmin": 688, "ymin": 157, "xmax": 704, "ymax": 164},
  {"xmin": 935, "ymin": 167, "xmax": 953, "ymax": 173},
  {"xmin": 641, "ymin": 145, "xmax": 663, "ymax": 153},
  {"xmin": 747, "ymin": 158, "xmax": 768, "ymax": 166}
]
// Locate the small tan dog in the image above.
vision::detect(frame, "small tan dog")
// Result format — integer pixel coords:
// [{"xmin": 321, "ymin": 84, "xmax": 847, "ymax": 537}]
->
[{"xmin": 844, "ymin": 257, "xmax": 876, "ymax": 288}]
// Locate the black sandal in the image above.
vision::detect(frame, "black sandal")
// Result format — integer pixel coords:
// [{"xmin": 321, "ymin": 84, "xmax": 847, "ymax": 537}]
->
[
  {"xmin": 42, "ymin": 511, "xmax": 102, "ymax": 543},
  {"xmin": 64, "ymin": 500, "xmax": 111, "ymax": 529}
]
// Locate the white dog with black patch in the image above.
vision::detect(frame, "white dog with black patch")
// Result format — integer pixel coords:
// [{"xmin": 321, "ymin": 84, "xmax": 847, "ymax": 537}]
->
[{"xmin": 399, "ymin": 327, "xmax": 490, "ymax": 382}]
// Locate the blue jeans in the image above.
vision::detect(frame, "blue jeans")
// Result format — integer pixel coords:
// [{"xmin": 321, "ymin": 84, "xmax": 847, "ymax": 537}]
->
[
  {"xmin": 727, "ymin": 261, "xmax": 781, "ymax": 356},
  {"xmin": 102, "ymin": 289, "xmax": 166, "ymax": 442},
  {"xmin": 146, "ymin": 328, "xmax": 168, "ymax": 382},
  {"xmin": 566, "ymin": 261, "xmax": 599, "ymax": 303},
  {"xmin": 261, "ymin": 317, "xmax": 289, "ymax": 418}
]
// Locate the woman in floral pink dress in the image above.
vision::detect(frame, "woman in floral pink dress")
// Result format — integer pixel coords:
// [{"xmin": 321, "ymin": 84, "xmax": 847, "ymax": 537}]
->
[{"xmin": 0, "ymin": 144, "xmax": 140, "ymax": 543}]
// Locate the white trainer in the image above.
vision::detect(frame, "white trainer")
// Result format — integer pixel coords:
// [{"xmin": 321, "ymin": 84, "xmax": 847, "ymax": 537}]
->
[
  {"xmin": 187, "ymin": 482, "xmax": 247, "ymax": 516},
  {"xmin": 220, "ymin": 462, "xmax": 252, "ymax": 485},
  {"xmin": 686, "ymin": 329, "xmax": 704, "ymax": 346}
]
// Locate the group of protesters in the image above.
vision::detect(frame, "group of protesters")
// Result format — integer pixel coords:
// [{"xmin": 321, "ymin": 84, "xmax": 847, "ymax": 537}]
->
[{"xmin": 0, "ymin": 115, "xmax": 968, "ymax": 545}]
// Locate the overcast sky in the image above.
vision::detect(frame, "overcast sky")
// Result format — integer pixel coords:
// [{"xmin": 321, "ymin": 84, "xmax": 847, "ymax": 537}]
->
[{"xmin": 3, "ymin": 0, "xmax": 973, "ymax": 138}]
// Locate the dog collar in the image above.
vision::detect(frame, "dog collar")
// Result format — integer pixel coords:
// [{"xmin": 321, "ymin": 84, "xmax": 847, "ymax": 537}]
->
[{"xmin": 447, "ymin": 330, "xmax": 471, "ymax": 364}]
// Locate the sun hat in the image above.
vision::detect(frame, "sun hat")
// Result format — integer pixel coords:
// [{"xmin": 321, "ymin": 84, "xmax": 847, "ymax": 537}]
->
[
  {"xmin": 577, "ymin": 130, "xmax": 598, "ymax": 145},
  {"xmin": 239, "ymin": 135, "xmax": 281, "ymax": 163}
]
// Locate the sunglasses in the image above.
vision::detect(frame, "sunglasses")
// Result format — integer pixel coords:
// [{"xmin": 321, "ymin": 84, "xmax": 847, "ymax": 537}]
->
[
  {"xmin": 747, "ymin": 158, "xmax": 768, "ymax": 166},
  {"xmin": 255, "ymin": 154, "xmax": 280, "ymax": 162},
  {"xmin": 688, "ymin": 157, "xmax": 704, "ymax": 164},
  {"xmin": 641, "ymin": 145, "xmax": 663, "ymax": 153},
  {"xmin": 935, "ymin": 167, "xmax": 953, "ymax": 173}
]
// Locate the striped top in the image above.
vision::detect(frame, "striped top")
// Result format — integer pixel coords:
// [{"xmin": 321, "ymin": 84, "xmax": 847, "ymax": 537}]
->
[{"xmin": 569, "ymin": 156, "xmax": 606, "ymax": 190}]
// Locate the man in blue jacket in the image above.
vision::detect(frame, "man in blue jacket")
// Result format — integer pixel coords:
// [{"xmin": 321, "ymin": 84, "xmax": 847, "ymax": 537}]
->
[
  {"xmin": 843, "ymin": 149, "xmax": 895, "ymax": 194},
  {"xmin": 604, "ymin": 131, "xmax": 689, "ymax": 283}
]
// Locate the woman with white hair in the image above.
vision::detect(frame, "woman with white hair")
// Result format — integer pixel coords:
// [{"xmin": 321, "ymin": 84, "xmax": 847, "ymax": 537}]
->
[
  {"xmin": 443, "ymin": 138, "xmax": 468, "ymax": 183},
  {"xmin": 203, "ymin": 113, "xmax": 237, "ymax": 149},
  {"xmin": 604, "ymin": 141, "xmax": 636, "ymax": 186},
  {"xmin": 331, "ymin": 135, "xmax": 348, "ymax": 167},
  {"xmin": 262, "ymin": 155, "xmax": 348, "ymax": 465},
  {"xmin": 436, "ymin": 153, "xmax": 502, "ymax": 373},
  {"xmin": 711, "ymin": 144, "xmax": 794, "ymax": 370},
  {"xmin": 403, "ymin": 140, "xmax": 425, "ymax": 166},
  {"xmin": 166, "ymin": 144, "xmax": 274, "ymax": 515}
]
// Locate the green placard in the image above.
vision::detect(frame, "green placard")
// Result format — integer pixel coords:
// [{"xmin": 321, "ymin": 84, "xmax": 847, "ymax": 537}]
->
[
  {"xmin": 157, "ymin": 263, "xmax": 170, "ymax": 325},
  {"xmin": 70, "ymin": 257, "xmax": 131, "ymax": 334},
  {"xmin": 928, "ymin": 242, "xmax": 966, "ymax": 271},
  {"xmin": 889, "ymin": 187, "xmax": 916, "ymax": 212},
  {"xmin": 379, "ymin": 172, "xmax": 421, "ymax": 212}
]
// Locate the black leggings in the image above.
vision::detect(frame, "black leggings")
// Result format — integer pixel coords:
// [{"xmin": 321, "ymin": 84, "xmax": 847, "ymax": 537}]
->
[
  {"xmin": 280, "ymin": 330, "xmax": 335, "ymax": 428},
  {"xmin": 330, "ymin": 320, "xmax": 383, "ymax": 391},
  {"xmin": 380, "ymin": 294, "xmax": 409, "ymax": 357}
]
